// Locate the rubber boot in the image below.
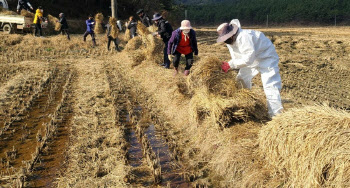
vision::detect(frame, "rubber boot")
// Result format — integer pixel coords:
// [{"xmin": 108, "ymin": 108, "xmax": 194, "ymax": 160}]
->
[{"xmin": 184, "ymin": 70, "xmax": 190, "ymax": 76}]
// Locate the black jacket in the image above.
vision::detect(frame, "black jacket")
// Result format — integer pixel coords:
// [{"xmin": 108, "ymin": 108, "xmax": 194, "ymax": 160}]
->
[
  {"xmin": 127, "ymin": 20, "xmax": 137, "ymax": 37},
  {"xmin": 140, "ymin": 14, "xmax": 152, "ymax": 27},
  {"xmin": 59, "ymin": 17, "xmax": 69, "ymax": 30},
  {"xmin": 157, "ymin": 19, "xmax": 173, "ymax": 42}
]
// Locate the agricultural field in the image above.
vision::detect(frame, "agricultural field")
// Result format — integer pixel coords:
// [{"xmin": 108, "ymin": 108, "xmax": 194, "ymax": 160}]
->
[{"xmin": 0, "ymin": 26, "xmax": 349, "ymax": 187}]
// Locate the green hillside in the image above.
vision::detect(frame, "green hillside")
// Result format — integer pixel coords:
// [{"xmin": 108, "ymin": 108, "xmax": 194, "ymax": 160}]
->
[{"xmin": 175, "ymin": 0, "xmax": 350, "ymax": 25}]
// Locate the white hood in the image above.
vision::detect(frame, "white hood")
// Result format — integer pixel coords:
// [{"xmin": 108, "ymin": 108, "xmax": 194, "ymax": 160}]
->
[{"xmin": 230, "ymin": 19, "xmax": 241, "ymax": 29}]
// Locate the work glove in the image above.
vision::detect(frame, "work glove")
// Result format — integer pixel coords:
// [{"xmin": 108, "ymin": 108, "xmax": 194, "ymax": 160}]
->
[
  {"xmin": 221, "ymin": 61, "xmax": 230, "ymax": 73},
  {"xmin": 168, "ymin": 55, "xmax": 174, "ymax": 62}
]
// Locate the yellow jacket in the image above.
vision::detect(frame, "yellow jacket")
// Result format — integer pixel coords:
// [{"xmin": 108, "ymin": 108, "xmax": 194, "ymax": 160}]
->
[{"xmin": 33, "ymin": 9, "xmax": 43, "ymax": 24}]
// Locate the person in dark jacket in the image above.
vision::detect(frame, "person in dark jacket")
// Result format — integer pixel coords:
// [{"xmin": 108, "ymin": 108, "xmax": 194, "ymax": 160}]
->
[
  {"xmin": 152, "ymin": 13, "xmax": 173, "ymax": 69},
  {"xmin": 168, "ymin": 20, "xmax": 198, "ymax": 76},
  {"xmin": 17, "ymin": 0, "xmax": 33, "ymax": 14},
  {"xmin": 106, "ymin": 17, "xmax": 120, "ymax": 51},
  {"xmin": 136, "ymin": 9, "xmax": 152, "ymax": 27},
  {"xmin": 83, "ymin": 14, "xmax": 96, "ymax": 47},
  {"xmin": 58, "ymin": 13, "xmax": 70, "ymax": 40},
  {"xmin": 127, "ymin": 16, "xmax": 137, "ymax": 38}
]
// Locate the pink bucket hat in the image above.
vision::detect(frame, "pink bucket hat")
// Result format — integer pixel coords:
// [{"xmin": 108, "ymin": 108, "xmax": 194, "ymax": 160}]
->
[
  {"xmin": 216, "ymin": 23, "xmax": 238, "ymax": 43},
  {"xmin": 180, "ymin": 20, "xmax": 192, "ymax": 30}
]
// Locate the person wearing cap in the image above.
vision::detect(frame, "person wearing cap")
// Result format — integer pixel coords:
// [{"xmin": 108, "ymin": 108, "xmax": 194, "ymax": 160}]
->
[
  {"xmin": 17, "ymin": 0, "xmax": 33, "ymax": 14},
  {"xmin": 217, "ymin": 20, "xmax": 283, "ymax": 117},
  {"xmin": 152, "ymin": 13, "xmax": 173, "ymax": 68},
  {"xmin": 137, "ymin": 9, "xmax": 152, "ymax": 27},
  {"xmin": 83, "ymin": 14, "xmax": 96, "ymax": 47},
  {"xmin": 127, "ymin": 16, "xmax": 137, "ymax": 38},
  {"xmin": 58, "ymin": 13, "xmax": 70, "ymax": 40},
  {"xmin": 168, "ymin": 20, "xmax": 198, "ymax": 76},
  {"xmin": 33, "ymin": 6, "xmax": 44, "ymax": 37}
]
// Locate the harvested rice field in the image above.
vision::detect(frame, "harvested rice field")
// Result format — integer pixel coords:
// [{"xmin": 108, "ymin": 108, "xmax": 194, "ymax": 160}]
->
[{"xmin": 0, "ymin": 26, "xmax": 349, "ymax": 187}]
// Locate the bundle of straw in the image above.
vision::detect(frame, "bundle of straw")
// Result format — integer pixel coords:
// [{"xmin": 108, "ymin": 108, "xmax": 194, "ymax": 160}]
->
[
  {"xmin": 94, "ymin": 13, "xmax": 104, "ymax": 34},
  {"xmin": 48, "ymin": 14, "xmax": 61, "ymax": 31},
  {"xmin": 109, "ymin": 17, "xmax": 119, "ymax": 39},
  {"xmin": 124, "ymin": 37, "xmax": 142, "ymax": 51},
  {"xmin": 143, "ymin": 34, "xmax": 163, "ymax": 63},
  {"xmin": 20, "ymin": 10, "xmax": 34, "ymax": 18},
  {"xmin": 124, "ymin": 29, "xmax": 131, "ymax": 41},
  {"xmin": 187, "ymin": 56, "xmax": 269, "ymax": 126},
  {"xmin": 259, "ymin": 105, "xmax": 350, "ymax": 187},
  {"xmin": 187, "ymin": 56, "xmax": 238, "ymax": 97},
  {"xmin": 137, "ymin": 21, "xmax": 150, "ymax": 36},
  {"xmin": 148, "ymin": 25, "xmax": 158, "ymax": 33},
  {"xmin": 0, "ymin": 8, "xmax": 17, "ymax": 15}
]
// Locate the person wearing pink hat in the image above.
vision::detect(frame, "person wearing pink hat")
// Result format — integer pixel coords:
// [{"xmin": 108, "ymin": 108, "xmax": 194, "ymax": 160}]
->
[
  {"xmin": 217, "ymin": 21, "xmax": 283, "ymax": 117},
  {"xmin": 167, "ymin": 20, "xmax": 198, "ymax": 76}
]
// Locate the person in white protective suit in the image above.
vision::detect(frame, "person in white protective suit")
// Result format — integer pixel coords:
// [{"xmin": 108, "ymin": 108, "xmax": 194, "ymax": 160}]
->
[{"xmin": 217, "ymin": 20, "xmax": 283, "ymax": 117}]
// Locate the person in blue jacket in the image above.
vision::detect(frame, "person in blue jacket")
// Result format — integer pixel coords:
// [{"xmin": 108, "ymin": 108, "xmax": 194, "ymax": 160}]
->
[{"xmin": 83, "ymin": 14, "xmax": 96, "ymax": 47}]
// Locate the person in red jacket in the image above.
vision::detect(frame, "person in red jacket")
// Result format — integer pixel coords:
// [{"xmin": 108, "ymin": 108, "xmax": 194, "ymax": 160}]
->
[{"xmin": 167, "ymin": 20, "xmax": 198, "ymax": 76}]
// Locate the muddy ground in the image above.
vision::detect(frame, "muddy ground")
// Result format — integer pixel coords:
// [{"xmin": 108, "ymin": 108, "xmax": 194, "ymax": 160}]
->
[{"xmin": 0, "ymin": 26, "xmax": 349, "ymax": 187}]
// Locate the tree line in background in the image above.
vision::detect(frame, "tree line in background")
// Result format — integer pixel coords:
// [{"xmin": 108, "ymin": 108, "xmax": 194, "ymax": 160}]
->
[
  {"xmin": 174, "ymin": 0, "xmax": 350, "ymax": 25},
  {"xmin": 7, "ymin": 0, "xmax": 173, "ymax": 20},
  {"xmin": 6, "ymin": 0, "xmax": 350, "ymax": 26}
]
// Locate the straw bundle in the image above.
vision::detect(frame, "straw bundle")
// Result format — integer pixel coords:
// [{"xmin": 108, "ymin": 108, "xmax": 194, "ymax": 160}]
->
[
  {"xmin": 109, "ymin": 17, "xmax": 119, "ymax": 39},
  {"xmin": 259, "ymin": 105, "xmax": 350, "ymax": 187},
  {"xmin": 124, "ymin": 29, "xmax": 131, "ymax": 41},
  {"xmin": 137, "ymin": 21, "xmax": 150, "ymax": 36},
  {"xmin": 189, "ymin": 88, "xmax": 267, "ymax": 127},
  {"xmin": 0, "ymin": 8, "xmax": 17, "ymax": 15},
  {"xmin": 124, "ymin": 36, "xmax": 142, "ymax": 51},
  {"xmin": 148, "ymin": 25, "xmax": 158, "ymax": 33},
  {"xmin": 94, "ymin": 13, "xmax": 104, "ymax": 34},
  {"xmin": 48, "ymin": 14, "xmax": 61, "ymax": 31},
  {"xmin": 20, "ymin": 10, "xmax": 34, "ymax": 18},
  {"xmin": 187, "ymin": 56, "xmax": 238, "ymax": 97},
  {"xmin": 143, "ymin": 34, "xmax": 163, "ymax": 63},
  {"xmin": 187, "ymin": 56, "xmax": 269, "ymax": 126}
]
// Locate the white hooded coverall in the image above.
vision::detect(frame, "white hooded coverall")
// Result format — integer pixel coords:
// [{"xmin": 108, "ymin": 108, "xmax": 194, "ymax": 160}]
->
[{"xmin": 226, "ymin": 25, "xmax": 283, "ymax": 117}]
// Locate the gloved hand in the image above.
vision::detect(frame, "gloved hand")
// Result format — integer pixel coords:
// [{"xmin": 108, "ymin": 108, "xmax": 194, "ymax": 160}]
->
[
  {"xmin": 168, "ymin": 55, "xmax": 174, "ymax": 61},
  {"xmin": 221, "ymin": 61, "xmax": 230, "ymax": 73}
]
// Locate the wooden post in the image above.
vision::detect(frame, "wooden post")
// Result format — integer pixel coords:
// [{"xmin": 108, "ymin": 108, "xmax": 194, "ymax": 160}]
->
[{"xmin": 111, "ymin": 0, "xmax": 117, "ymax": 18}]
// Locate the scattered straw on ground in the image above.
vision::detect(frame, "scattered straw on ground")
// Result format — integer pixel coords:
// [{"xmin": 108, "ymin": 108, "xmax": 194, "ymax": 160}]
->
[{"xmin": 259, "ymin": 105, "xmax": 350, "ymax": 187}]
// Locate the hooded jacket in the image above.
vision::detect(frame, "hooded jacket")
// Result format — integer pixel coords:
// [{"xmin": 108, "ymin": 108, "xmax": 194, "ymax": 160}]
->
[
  {"xmin": 227, "ymin": 28, "xmax": 279, "ymax": 70},
  {"xmin": 33, "ymin": 9, "xmax": 43, "ymax": 24},
  {"xmin": 156, "ymin": 19, "xmax": 173, "ymax": 42},
  {"xmin": 86, "ymin": 19, "xmax": 95, "ymax": 32},
  {"xmin": 168, "ymin": 28, "xmax": 198, "ymax": 55}
]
